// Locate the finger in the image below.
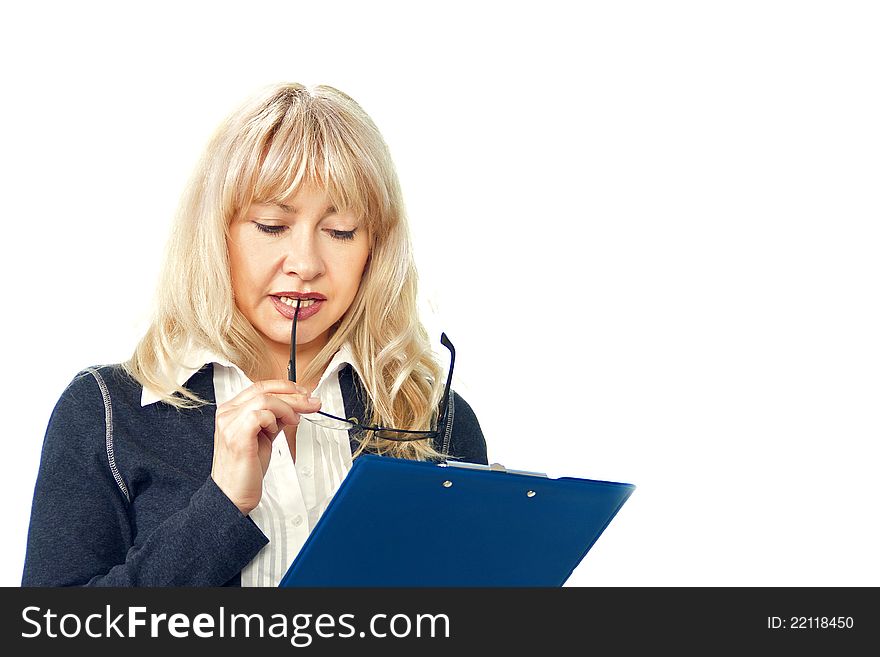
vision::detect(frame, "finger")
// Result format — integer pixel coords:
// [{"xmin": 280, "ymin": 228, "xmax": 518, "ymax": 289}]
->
[
  {"xmin": 245, "ymin": 393, "xmax": 303, "ymax": 428},
  {"xmin": 253, "ymin": 410, "xmax": 284, "ymax": 446},
  {"xmin": 256, "ymin": 431, "xmax": 274, "ymax": 473},
  {"xmin": 254, "ymin": 408, "xmax": 279, "ymax": 437},
  {"xmin": 267, "ymin": 392, "xmax": 322, "ymax": 414},
  {"xmin": 228, "ymin": 379, "xmax": 310, "ymax": 405},
  {"xmin": 221, "ymin": 409, "xmax": 279, "ymax": 455},
  {"xmin": 242, "ymin": 390, "xmax": 321, "ymax": 417}
]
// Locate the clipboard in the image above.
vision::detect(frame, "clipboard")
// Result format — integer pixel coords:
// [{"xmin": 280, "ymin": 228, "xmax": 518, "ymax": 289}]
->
[{"xmin": 278, "ymin": 454, "xmax": 635, "ymax": 587}]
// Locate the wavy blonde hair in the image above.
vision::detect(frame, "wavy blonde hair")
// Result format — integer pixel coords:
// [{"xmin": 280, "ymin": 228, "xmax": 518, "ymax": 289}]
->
[{"xmin": 123, "ymin": 83, "xmax": 445, "ymax": 460}]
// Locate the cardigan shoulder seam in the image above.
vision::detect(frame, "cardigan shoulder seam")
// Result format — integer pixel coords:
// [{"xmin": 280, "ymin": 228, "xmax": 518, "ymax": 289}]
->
[
  {"xmin": 441, "ymin": 392, "xmax": 456, "ymax": 456},
  {"xmin": 84, "ymin": 366, "xmax": 132, "ymax": 504}
]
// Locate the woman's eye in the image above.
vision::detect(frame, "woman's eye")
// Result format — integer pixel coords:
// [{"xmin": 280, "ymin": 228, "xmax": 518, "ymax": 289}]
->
[
  {"xmin": 328, "ymin": 229, "xmax": 357, "ymax": 241},
  {"xmin": 254, "ymin": 223, "xmax": 286, "ymax": 235},
  {"xmin": 252, "ymin": 222, "xmax": 356, "ymax": 241}
]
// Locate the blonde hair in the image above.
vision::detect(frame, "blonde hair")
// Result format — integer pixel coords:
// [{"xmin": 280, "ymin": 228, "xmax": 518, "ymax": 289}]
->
[{"xmin": 123, "ymin": 83, "xmax": 444, "ymax": 460}]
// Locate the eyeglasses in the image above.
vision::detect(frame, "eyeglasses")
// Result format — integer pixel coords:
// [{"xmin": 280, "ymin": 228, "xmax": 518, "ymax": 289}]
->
[{"xmin": 287, "ymin": 299, "xmax": 455, "ymax": 442}]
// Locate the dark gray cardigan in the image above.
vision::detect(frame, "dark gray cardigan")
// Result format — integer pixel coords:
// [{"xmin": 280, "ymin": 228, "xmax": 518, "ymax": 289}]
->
[{"xmin": 22, "ymin": 363, "xmax": 487, "ymax": 586}]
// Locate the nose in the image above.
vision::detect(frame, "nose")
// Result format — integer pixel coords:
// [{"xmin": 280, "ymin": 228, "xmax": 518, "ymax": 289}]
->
[{"xmin": 281, "ymin": 226, "xmax": 325, "ymax": 281}]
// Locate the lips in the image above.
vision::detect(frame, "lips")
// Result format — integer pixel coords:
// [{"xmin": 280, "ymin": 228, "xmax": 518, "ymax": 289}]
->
[
  {"xmin": 270, "ymin": 294, "xmax": 325, "ymax": 321},
  {"xmin": 272, "ymin": 291, "xmax": 328, "ymax": 301}
]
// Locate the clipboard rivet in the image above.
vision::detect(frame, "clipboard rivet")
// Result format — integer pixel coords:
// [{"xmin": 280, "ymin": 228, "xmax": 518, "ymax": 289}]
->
[
  {"xmin": 442, "ymin": 480, "xmax": 453, "ymax": 488},
  {"xmin": 526, "ymin": 490, "xmax": 536, "ymax": 497}
]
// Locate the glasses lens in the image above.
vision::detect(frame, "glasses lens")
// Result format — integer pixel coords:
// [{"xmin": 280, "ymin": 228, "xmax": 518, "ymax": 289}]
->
[
  {"xmin": 373, "ymin": 429, "xmax": 437, "ymax": 441},
  {"xmin": 302, "ymin": 414, "xmax": 354, "ymax": 431},
  {"xmin": 302, "ymin": 415, "xmax": 437, "ymax": 441}
]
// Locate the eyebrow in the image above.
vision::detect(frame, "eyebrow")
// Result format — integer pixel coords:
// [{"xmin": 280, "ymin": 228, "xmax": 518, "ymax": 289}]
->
[{"xmin": 275, "ymin": 203, "xmax": 337, "ymax": 216}]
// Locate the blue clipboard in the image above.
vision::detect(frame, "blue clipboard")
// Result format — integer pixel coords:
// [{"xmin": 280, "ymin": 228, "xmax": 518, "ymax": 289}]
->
[{"xmin": 278, "ymin": 454, "xmax": 635, "ymax": 587}]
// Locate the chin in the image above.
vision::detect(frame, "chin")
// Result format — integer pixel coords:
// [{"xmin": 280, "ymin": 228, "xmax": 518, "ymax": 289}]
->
[
  {"xmin": 298, "ymin": 326, "xmax": 333, "ymax": 346},
  {"xmin": 282, "ymin": 323, "xmax": 331, "ymax": 346},
  {"xmin": 256, "ymin": 306, "xmax": 335, "ymax": 348}
]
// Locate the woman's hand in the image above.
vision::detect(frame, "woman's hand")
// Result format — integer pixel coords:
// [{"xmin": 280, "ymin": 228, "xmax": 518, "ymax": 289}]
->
[{"xmin": 210, "ymin": 380, "xmax": 321, "ymax": 516}]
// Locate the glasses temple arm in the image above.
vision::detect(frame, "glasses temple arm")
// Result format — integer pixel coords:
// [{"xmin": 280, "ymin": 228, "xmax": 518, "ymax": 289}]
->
[
  {"xmin": 438, "ymin": 332, "xmax": 456, "ymax": 429},
  {"xmin": 287, "ymin": 299, "xmax": 302, "ymax": 382}
]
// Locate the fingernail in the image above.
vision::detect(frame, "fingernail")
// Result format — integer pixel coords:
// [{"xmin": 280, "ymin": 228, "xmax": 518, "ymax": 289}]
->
[{"xmin": 308, "ymin": 396, "xmax": 321, "ymax": 404}]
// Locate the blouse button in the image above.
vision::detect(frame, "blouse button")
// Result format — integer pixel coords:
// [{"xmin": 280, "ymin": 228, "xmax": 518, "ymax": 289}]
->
[
  {"xmin": 300, "ymin": 466, "xmax": 313, "ymax": 477},
  {"xmin": 293, "ymin": 515, "xmax": 304, "ymax": 527}
]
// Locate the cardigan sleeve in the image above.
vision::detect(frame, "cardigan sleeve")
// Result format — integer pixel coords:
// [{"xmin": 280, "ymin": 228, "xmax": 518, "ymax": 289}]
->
[{"xmin": 21, "ymin": 370, "xmax": 269, "ymax": 587}]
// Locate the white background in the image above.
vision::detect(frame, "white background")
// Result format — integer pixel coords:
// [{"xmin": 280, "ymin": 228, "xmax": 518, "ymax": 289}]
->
[{"xmin": 2, "ymin": 1, "xmax": 878, "ymax": 586}]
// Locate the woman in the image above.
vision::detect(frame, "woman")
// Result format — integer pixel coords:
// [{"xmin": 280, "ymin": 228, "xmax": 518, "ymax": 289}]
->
[{"xmin": 22, "ymin": 83, "xmax": 487, "ymax": 587}]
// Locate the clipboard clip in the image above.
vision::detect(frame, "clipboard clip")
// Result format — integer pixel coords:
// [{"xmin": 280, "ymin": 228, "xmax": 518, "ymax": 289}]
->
[{"xmin": 441, "ymin": 461, "xmax": 548, "ymax": 478}]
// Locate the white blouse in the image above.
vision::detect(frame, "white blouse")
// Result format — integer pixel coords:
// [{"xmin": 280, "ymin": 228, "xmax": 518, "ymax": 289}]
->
[{"xmin": 141, "ymin": 342, "xmax": 359, "ymax": 587}]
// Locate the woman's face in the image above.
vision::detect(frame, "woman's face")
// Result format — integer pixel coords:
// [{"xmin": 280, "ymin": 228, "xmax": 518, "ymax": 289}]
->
[{"xmin": 228, "ymin": 182, "xmax": 371, "ymax": 364}]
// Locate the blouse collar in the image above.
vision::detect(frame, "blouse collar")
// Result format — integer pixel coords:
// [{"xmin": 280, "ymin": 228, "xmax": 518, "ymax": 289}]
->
[{"xmin": 140, "ymin": 339, "xmax": 361, "ymax": 406}]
